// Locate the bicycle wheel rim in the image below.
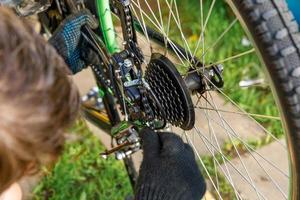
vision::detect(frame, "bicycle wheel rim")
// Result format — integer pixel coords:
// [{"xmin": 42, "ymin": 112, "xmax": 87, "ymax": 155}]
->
[
  {"xmin": 111, "ymin": 0, "xmax": 300, "ymax": 199},
  {"xmin": 227, "ymin": 1, "xmax": 299, "ymax": 199}
]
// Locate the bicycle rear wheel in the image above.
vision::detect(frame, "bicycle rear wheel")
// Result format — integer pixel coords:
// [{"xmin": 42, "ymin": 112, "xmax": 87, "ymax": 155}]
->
[{"xmin": 127, "ymin": 0, "xmax": 300, "ymax": 199}]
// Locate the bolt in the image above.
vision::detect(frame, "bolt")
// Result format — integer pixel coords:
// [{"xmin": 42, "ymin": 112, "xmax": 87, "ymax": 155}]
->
[
  {"xmin": 217, "ymin": 64, "xmax": 224, "ymax": 73},
  {"xmin": 208, "ymin": 70, "xmax": 214, "ymax": 77},
  {"xmin": 97, "ymin": 98, "xmax": 103, "ymax": 103},
  {"xmin": 115, "ymin": 151, "xmax": 126, "ymax": 160},
  {"xmin": 118, "ymin": 138, "xmax": 126, "ymax": 144},
  {"xmin": 125, "ymin": 150, "xmax": 133, "ymax": 156},
  {"xmin": 81, "ymin": 95, "xmax": 88, "ymax": 102},
  {"xmin": 92, "ymin": 87, "xmax": 99, "ymax": 92},
  {"xmin": 124, "ymin": 59, "xmax": 132, "ymax": 68}
]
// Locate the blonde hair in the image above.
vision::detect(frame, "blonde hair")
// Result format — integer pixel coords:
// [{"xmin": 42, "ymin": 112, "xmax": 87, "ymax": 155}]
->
[{"xmin": 0, "ymin": 7, "xmax": 80, "ymax": 192}]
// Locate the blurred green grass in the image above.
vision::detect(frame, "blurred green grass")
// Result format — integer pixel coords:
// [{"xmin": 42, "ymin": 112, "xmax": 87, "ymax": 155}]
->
[
  {"xmin": 33, "ymin": 121, "xmax": 132, "ymax": 200},
  {"xmin": 177, "ymin": 0, "xmax": 282, "ymax": 138}
]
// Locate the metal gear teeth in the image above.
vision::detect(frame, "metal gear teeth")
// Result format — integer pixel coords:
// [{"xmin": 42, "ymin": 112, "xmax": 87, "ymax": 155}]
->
[{"xmin": 145, "ymin": 62, "xmax": 186, "ymax": 127}]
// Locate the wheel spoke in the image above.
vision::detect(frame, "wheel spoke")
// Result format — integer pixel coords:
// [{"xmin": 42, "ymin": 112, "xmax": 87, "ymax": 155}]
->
[
  {"xmin": 202, "ymin": 18, "xmax": 238, "ymax": 56},
  {"xmin": 192, "ymin": 0, "xmax": 216, "ymax": 58},
  {"xmin": 131, "ymin": 0, "xmax": 189, "ymax": 67},
  {"xmin": 187, "ymin": 48, "xmax": 256, "ymax": 74},
  {"xmin": 132, "ymin": 1, "xmax": 152, "ymax": 53},
  {"xmin": 185, "ymin": 132, "xmax": 224, "ymax": 199},
  {"xmin": 190, "ymin": 128, "xmax": 267, "ymax": 199},
  {"xmin": 198, "ymin": 93, "xmax": 288, "ymax": 177},
  {"xmin": 164, "ymin": 0, "xmax": 174, "ymax": 56},
  {"xmin": 126, "ymin": 1, "xmax": 291, "ymax": 198},
  {"xmin": 194, "ymin": 125, "xmax": 288, "ymax": 199},
  {"xmin": 204, "ymin": 92, "xmax": 264, "ymax": 200},
  {"xmin": 163, "ymin": 0, "xmax": 194, "ymax": 61},
  {"xmin": 200, "ymin": 74, "xmax": 286, "ymax": 148},
  {"xmin": 204, "ymin": 90, "xmax": 288, "ymax": 198},
  {"xmin": 194, "ymin": 106, "xmax": 281, "ymax": 121},
  {"xmin": 195, "ymin": 94, "xmax": 242, "ymax": 199}
]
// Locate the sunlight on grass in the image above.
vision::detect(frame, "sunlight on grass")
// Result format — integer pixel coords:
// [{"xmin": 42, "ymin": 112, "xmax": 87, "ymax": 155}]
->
[
  {"xmin": 176, "ymin": 0, "xmax": 282, "ymax": 138},
  {"xmin": 33, "ymin": 121, "xmax": 132, "ymax": 200}
]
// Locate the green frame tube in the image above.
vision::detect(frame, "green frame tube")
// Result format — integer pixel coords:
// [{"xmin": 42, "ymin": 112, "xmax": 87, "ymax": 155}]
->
[{"xmin": 96, "ymin": 0, "xmax": 119, "ymax": 54}]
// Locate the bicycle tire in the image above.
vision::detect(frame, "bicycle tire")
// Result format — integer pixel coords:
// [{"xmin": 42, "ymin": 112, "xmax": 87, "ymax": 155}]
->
[{"xmin": 231, "ymin": 1, "xmax": 300, "ymax": 199}]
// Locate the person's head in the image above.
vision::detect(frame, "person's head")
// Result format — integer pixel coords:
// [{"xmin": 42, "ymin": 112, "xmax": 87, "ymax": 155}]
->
[
  {"xmin": 0, "ymin": 7, "xmax": 80, "ymax": 193},
  {"xmin": 0, "ymin": 0, "xmax": 51, "ymax": 16}
]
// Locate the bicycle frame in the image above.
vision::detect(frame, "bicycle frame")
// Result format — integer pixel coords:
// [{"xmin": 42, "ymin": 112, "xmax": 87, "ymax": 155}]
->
[
  {"xmin": 81, "ymin": 0, "xmax": 141, "ymax": 187},
  {"xmin": 96, "ymin": 0, "xmax": 119, "ymax": 54},
  {"xmin": 287, "ymin": 0, "xmax": 300, "ymax": 25}
]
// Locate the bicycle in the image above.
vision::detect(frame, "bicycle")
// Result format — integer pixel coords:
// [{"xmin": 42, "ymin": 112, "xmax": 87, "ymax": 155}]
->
[{"xmin": 18, "ymin": 0, "xmax": 300, "ymax": 199}]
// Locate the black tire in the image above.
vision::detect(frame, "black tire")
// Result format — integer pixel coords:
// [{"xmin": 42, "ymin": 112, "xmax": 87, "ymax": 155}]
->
[{"xmin": 229, "ymin": 0, "xmax": 300, "ymax": 199}]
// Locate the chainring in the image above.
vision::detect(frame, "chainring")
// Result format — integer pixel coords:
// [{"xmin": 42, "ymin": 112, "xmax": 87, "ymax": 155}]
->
[{"xmin": 145, "ymin": 53, "xmax": 195, "ymax": 130}]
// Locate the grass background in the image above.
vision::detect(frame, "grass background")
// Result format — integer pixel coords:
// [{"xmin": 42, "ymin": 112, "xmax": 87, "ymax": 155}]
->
[
  {"xmin": 175, "ymin": 0, "xmax": 281, "ymax": 137},
  {"xmin": 33, "ymin": 1, "xmax": 282, "ymax": 199},
  {"xmin": 33, "ymin": 121, "xmax": 132, "ymax": 200}
]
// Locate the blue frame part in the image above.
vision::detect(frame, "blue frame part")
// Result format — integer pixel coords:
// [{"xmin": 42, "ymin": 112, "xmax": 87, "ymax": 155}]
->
[{"xmin": 287, "ymin": 0, "xmax": 300, "ymax": 26}]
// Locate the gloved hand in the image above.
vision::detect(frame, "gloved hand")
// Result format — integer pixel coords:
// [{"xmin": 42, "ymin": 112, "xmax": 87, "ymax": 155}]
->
[
  {"xmin": 135, "ymin": 128, "xmax": 206, "ymax": 200},
  {"xmin": 49, "ymin": 9, "xmax": 98, "ymax": 74}
]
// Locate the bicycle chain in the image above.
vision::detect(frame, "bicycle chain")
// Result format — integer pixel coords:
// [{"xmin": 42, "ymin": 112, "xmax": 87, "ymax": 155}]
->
[
  {"xmin": 124, "ymin": 6, "xmax": 133, "ymax": 41},
  {"xmin": 111, "ymin": 0, "xmax": 136, "ymax": 43},
  {"xmin": 122, "ymin": 7, "xmax": 155, "ymax": 124}
]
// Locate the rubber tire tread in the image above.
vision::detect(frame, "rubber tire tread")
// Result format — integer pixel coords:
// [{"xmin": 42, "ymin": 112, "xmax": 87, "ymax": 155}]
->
[{"xmin": 233, "ymin": 0, "xmax": 300, "ymax": 198}]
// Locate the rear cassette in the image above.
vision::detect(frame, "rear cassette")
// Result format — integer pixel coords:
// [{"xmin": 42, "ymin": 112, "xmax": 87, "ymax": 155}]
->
[{"xmin": 145, "ymin": 53, "xmax": 195, "ymax": 130}]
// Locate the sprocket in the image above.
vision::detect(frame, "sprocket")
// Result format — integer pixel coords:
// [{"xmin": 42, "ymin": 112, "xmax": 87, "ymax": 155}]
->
[{"xmin": 145, "ymin": 53, "xmax": 195, "ymax": 130}]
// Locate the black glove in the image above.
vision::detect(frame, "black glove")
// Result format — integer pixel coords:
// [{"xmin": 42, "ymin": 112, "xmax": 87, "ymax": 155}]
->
[
  {"xmin": 49, "ymin": 9, "xmax": 98, "ymax": 74},
  {"xmin": 135, "ymin": 128, "xmax": 206, "ymax": 200}
]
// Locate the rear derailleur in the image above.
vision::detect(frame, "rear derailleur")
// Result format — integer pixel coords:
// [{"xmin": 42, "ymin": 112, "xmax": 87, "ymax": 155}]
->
[{"xmin": 100, "ymin": 121, "xmax": 141, "ymax": 160}]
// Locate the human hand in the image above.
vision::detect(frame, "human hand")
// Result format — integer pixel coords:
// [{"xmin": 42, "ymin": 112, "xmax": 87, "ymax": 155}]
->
[
  {"xmin": 135, "ymin": 128, "xmax": 206, "ymax": 200},
  {"xmin": 49, "ymin": 9, "xmax": 98, "ymax": 74}
]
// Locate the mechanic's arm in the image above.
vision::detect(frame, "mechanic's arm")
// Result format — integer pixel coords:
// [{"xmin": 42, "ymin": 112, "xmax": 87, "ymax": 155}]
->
[
  {"xmin": 49, "ymin": 9, "xmax": 98, "ymax": 74},
  {"xmin": 135, "ymin": 128, "xmax": 206, "ymax": 200}
]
